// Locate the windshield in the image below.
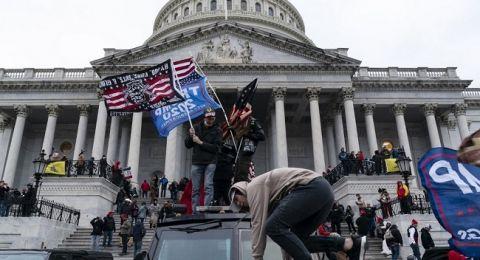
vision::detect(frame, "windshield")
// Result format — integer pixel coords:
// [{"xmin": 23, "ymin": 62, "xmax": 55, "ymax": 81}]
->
[
  {"xmin": 0, "ymin": 253, "xmax": 46, "ymax": 260},
  {"xmin": 155, "ymin": 230, "xmax": 232, "ymax": 260},
  {"xmin": 239, "ymin": 230, "xmax": 283, "ymax": 260}
]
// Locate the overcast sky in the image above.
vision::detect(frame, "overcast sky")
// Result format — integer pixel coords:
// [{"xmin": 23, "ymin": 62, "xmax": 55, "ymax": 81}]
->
[{"xmin": 0, "ymin": 0, "xmax": 478, "ymax": 87}]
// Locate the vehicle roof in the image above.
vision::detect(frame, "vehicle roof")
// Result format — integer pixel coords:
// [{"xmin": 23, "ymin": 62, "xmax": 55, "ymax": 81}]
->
[
  {"xmin": 157, "ymin": 213, "xmax": 251, "ymax": 227},
  {"xmin": 0, "ymin": 249, "xmax": 112, "ymax": 256}
]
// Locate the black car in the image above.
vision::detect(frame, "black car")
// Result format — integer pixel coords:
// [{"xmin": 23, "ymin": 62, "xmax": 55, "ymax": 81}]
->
[
  {"xmin": 0, "ymin": 249, "xmax": 113, "ymax": 260},
  {"xmin": 137, "ymin": 212, "xmax": 324, "ymax": 260}
]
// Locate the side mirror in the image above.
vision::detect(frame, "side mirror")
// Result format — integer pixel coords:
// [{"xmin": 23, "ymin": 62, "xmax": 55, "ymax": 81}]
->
[{"xmin": 134, "ymin": 251, "xmax": 147, "ymax": 260}]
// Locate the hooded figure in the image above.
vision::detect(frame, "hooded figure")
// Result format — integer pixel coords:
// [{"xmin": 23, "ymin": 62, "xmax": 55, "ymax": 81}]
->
[{"xmin": 229, "ymin": 168, "xmax": 367, "ymax": 260}]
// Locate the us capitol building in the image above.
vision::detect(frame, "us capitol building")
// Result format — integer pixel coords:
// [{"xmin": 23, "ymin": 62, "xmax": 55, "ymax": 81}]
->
[{"xmin": 0, "ymin": 0, "xmax": 478, "ymax": 194}]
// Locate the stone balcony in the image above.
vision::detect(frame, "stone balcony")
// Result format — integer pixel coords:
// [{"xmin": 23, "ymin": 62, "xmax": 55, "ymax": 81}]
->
[
  {"xmin": 0, "ymin": 68, "xmax": 99, "ymax": 81},
  {"xmin": 353, "ymin": 67, "xmax": 459, "ymax": 80}
]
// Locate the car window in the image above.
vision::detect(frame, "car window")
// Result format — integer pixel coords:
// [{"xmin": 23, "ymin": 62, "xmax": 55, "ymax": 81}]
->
[
  {"xmin": 49, "ymin": 255, "xmax": 69, "ymax": 260},
  {"xmin": 155, "ymin": 230, "xmax": 232, "ymax": 260},
  {"xmin": 239, "ymin": 230, "xmax": 283, "ymax": 260},
  {"xmin": 0, "ymin": 253, "xmax": 46, "ymax": 260}
]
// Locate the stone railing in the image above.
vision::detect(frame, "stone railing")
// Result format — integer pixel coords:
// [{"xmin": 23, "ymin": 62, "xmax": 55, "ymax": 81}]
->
[
  {"xmin": 0, "ymin": 68, "xmax": 100, "ymax": 81},
  {"xmin": 462, "ymin": 89, "xmax": 480, "ymax": 99},
  {"xmin": 354, "ymin": 67, "xmax": 458, "ymax": 80}
]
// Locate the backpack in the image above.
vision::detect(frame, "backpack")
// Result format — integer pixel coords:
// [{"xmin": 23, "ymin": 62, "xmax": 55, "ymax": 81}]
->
[{"xmin": 385, "ymin": 229, "xmax": 394, "ymax": 240}]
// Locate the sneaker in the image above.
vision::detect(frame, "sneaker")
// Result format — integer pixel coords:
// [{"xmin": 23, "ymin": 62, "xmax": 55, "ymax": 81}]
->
[{"xmin": 347, "ymin": 236, "xmax": 367, "ymax": 260}]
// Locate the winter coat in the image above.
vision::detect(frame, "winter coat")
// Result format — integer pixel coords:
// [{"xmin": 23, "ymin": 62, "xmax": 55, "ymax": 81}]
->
[
  {"xmin": 185, "ymin": 122, "xmax": 222, "ymax": 164},
  {"xmin": 331, "ymin": 207, "xmax": 345, "ymax": 223},
  {"xmin": 132, "ymin": 222, "xmax": 146, "ymax": 242},
  {"xmin": 356, "ymin": 216, "xmax": 370, "ymax": 236},
  {"xmin": 119, "ymin": 220, "xmax": 132, "ymax": 235},
  {"xmin": 386, "ymin": 225, "xmax": 403, "ymax": 247},
  {"xmin": 239, "ymin": 118, "xmax": 265, "ymax": 156},
  {"xmin": 103, "ymin": 216, "xmax": 116, "ymax": 232},
  {"xmin": 90, "ymin": 217, "xmax": 104, "ymax": 236},
  {"xmin": 131, "ymin": 203, "xmax": 139, "ymax": 217},
  {"xmin": 138, "ymin": 205, "xmax": 149, "ymax": 219},
  {"xmin": 141, "ymin": 182, "xmax": 150, "ymax": 192},
  {"xmin": 421, "ymin": 228, "xmax": 435, "ymax": 250}
]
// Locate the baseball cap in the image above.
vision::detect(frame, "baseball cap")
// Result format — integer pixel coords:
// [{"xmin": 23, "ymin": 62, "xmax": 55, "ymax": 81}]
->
[{"xmin": 204, "ymin": 107, "xmax": 216, "ymax": 118}]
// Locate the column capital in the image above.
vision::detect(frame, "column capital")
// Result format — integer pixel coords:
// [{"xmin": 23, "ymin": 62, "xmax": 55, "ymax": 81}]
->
[
  {"xmin": 77, "ymin": 104, "xmax": 91, "ymax": 116},
  {"xmin": 272, "ymin": 87, "xmax": 287, "ymax": 101},
  {"xmin": 0, "ymin": 116, "xmax": 8, "ymax": 131},
  {"xmin": 13, "ymin": 105, "xmax": 28, "ymax": 118},
  {"xmin": 392, "ymin": 103, "xmax": 407, "ymax": 116},
  {"xmin": 454, "ymin": 103, "xmax": 468, "ymax": 116},
  {"xmin": 423, "ymin": 103, "xmax": 438, "ymax": 116},
  {"xmin": 438, "ymin": 115, "xmax": 449, "ymax": 127},
  {"xmin": 45, "ymin": 104, "xmax": 61, "ymax": 117},
  {"xmin": 305, "ymin": 87, "xmax": 321, "ymax": 101},
  {"xmin": 341, "ymin": 87, "xmax": 355, "ymax": 101},
  {"xmin": 96, "ymin": 89, "xmax": 104, "ymax": 101},
  {"xmin": 362, "ymin": 103, "xmax": 376, "ymax": 115}
]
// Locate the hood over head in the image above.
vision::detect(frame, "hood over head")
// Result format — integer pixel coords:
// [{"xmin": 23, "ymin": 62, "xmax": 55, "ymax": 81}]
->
[{"xmin": 229, "ymin": 181, "xmax": 248, "ymax": 213}]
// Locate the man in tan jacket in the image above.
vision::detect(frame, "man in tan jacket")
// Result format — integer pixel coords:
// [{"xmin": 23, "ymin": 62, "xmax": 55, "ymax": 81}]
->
[{"xmin": 229, "ymin": 168, "xmax": 367, "ymax": 260}]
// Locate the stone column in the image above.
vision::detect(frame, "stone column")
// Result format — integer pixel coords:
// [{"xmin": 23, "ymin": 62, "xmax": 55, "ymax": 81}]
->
[
  {"xmin": 362, "ymin": 104, "xmax": 378, "ymax": 156},
  {"xmin": 423, "ymin": 104, "xmax": 441, "ymax": 148},
  {"xmin": 325, "ymin": 117, "xmax": 337, "ymax": 167},
  {"xmin": 91, "ymin": 101, "xmax": 108, "ymax": 159},
  {"xmin": 306, "ymin": 88, "xmax": 325, "ymax": 173},
  {"xmin": 128, "ymin": 112, "xmax": 143, "ymax": 186},
  {"xmin": 0, "ymin": 116, "xmax": 10, "ymax": 180},
  {"xmin": 3, "ymin": 105, "xmax": 28, "ymax": 185},
  {"xmin": 342, "ymin": 88, "xmax": 360, "ymax": 152},
  {"xmin": 41, "ymin": 105, "xmax": 60, "ymax": 159},
  {"xmin": 164, "ymin": 126, "xmax": 184, "ymax": 182},
  {"xmin": 333, "ymin": 104, "xmax": 346, "ymax": 153},
  {"xmin": 118, "ymin": 119, "xmax": 130, "ymax": 167},
  {"xmin": 438, "ymin": 116, "xmax": 451, "ymax": 148},
  {"xmin": 454, "ymin": 103, "xmax": 470, "ymax": 140},
  {"xmin": 393, "ymin": 104, "xmax": 413, "ymax": 158},
  {"xmin": 448, "ymin": 115, "xmax": 462, "ymax": 148},
  {"xmin": 73, "ymin": 105, "xmax": 90, "ymax": 160},
  {"xmin": 273, "ymin": 87, "xmax": 288, "ymax": 168},
  {"xmin": 269, "ymin": 109, "xmax": 278, "ymax": 168},
  {"xmin": 106, "ymin": 116, "xmax": 120, "ymax": 164}
]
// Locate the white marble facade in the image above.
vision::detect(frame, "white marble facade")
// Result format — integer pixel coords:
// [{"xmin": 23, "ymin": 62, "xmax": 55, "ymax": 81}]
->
[{"xmin": 0, "ymin": 0, "xmax": 478, "ymax": 190}]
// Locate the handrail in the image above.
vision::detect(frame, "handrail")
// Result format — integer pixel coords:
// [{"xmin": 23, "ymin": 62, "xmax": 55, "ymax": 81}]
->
[{"xmin": 2, "ymin": 198, "xmax": 80, "ymax": 225}]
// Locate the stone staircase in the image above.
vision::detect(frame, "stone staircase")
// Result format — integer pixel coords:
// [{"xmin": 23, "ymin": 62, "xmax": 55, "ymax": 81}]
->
[
  {"xmin": 57, "ymin": 196, "xmax": 170, "ymax": 260},
  {"xmin": 336, "ymin": 224, "xmax": 388, "ymax": 260}
]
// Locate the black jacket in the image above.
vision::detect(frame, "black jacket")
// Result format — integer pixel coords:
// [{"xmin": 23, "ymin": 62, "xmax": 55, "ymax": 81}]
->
[
  {"xmin": 90, "ymin": 217, "xmax": 104, "ymax": 235},
  {"xmin": 386, "ymin": 225, "xmax": 403, "ymax": 247},
  {"xmin": 132, "ymin": 222, "xmax": 146, "ymax": 242},
  {"xmin": 239, "ymin": 118, "xmax": 265, "ymax": 156},
  {"xmin": 356, "ymin": 216, "xmax": 370, "ymax": 236},
  {"xmin": 103, "ymin": 216, "xmax": 116, "ymax": 232},
  {"xmin": 421, "ymin": 228, "xmax": 435, "ymax": 250},
  {"xmin": 185, "ymin": 123, "xmax": 222, "ymax": 164},
  {"xmin": 214, "ymin": 144, "xmax": 236, "ymax": 182}
]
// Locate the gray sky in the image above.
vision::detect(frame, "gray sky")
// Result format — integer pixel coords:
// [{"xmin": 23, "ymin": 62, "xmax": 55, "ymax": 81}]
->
[{"xmin": 0, "ymin": 0, "xmax": 478, "ymax": 87}]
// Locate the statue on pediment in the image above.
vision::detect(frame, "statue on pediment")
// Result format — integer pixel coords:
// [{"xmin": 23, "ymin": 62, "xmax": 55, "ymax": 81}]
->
[
  {"xmin": 197, "ymin": 40, "xmax": 215, "ymax": 63},
  {"xmin": 217, "ymin": 35, "xmax": 238, "ymax": 59},
  {"xmin": 240, "ymin": 40, "xmax": 253, "ymax": 64}
]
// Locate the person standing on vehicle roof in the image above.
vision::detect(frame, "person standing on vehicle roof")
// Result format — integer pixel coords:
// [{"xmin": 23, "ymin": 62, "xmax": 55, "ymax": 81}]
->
[{"xmin": 229, "ymin": 168, "xmax": 367, "ymax": 260}]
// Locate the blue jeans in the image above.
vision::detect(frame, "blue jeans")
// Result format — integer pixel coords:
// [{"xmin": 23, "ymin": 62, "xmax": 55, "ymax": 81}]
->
[
  {"xmin": 191, "ymin": 164, "xmax": 215, "ymax": 213},
  {"xmin": 134, "ymin": 240, "xmax": 142, "ymax": 257},
  {"xmin": 0, "ymin": 201, "xmax": 6, "ymax": 216},
  {"xmin": 391, "ymin": 244, "xmax": 400, "ymax": 260},
  {"xmin": 265, "ymin": 178, "xmax": 343, "ymax": 260},
  {"xmin": 91, "ymin": 235, "xmax": 101, "ymax": 251},
  {"xmin": 411, "ymin": 243, "xmax": 421, "ymax": 260},
  {"xmin": 102, "ymin": 230, "xmax": 112, "ymax": 246}
]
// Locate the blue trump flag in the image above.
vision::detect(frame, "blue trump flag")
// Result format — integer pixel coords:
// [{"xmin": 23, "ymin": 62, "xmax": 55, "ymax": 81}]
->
[
  {"xmin": 418, "ymin": 147, "xmax": 480, "ymax": 257},
  {"xmin": 151, "ymin": 75, "xmax": 220, "ymax": 137}
]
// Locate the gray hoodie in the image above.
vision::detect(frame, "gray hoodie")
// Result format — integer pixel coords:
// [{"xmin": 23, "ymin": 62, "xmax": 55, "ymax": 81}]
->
[{"xmin": 229, "ymin": 168, "xmax": 321, "ymax": 260}]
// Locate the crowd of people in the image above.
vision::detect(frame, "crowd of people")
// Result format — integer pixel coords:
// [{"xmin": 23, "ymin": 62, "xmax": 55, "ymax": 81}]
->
[
  {"xmin": 320, "ymin": 193, "xmax": 437, "ymax": 260},
  {"xmin": 0, "ymin": 180, "xmax": 37, "ymax": 217}
]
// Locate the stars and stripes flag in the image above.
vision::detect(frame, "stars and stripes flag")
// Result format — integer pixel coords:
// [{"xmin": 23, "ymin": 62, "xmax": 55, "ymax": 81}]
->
[
  {"xmin": 99, "ymin": 58, "xmax": 196, "ymax": 116},
  {"xmin": 221, "ymin": 79, "xmax": 258, "ymax": 140}
]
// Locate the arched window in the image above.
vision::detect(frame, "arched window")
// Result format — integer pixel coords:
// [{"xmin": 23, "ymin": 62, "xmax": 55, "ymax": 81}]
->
[
  {"xmin": 268, "ymin": 7, "xmax": 274, "ymax": 16},
  {"xmin": 173, "ymin": 13, "xmax": 178, "ymax": 20},
  {"xmin": 211, "ymin": 0, "xmax": 217, "ymax": 11},
  {"xmin": 196, "ymin": 2, "xmax": 203, "ymax": 12},
  {"xmin": 184, "ymin": 7, "xmax": 190, "ymax": 16},
  {"xmin": 255, "ymin": 2, "xmax": 261, "ymax": 12},
  {"xmin": 280, "ymin": 13, "xmax": 284, "ymax": 20},
  {"xmin": 241, "ymin": 0, "xmax": 247, "ymax": 11},
  {"xmin": 227, "ymin": 0, "xmax": 232, "ymax": 10}
]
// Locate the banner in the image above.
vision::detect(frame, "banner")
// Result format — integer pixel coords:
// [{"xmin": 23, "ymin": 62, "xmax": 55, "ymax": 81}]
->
[
  {"xmin": 385, "ymin": 158, "xmax": 399, "ymax": 173},
  {"xmin": 151, "ymin": 74, "xmax": 220, "ymax": 137},
  {"xmin": 44, "ymin": 161, "xmax": 66, "ymax": 176},
  {"xmin": 99, "ymin": 59, "xmax": 185, "ymax": 115},
  {"xmin": 418, "ymin": 147, "xmax": 480, "ymax": 257}
]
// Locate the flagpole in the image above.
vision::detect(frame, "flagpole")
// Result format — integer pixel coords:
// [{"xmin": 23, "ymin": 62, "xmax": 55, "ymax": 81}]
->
[
  {"xmin": 192, "ymin": 57, "xmax": 238, "ymax": 151},
  {"xmin": 170, "ymin": 60, "xmax": 194, "ymax": 129}
]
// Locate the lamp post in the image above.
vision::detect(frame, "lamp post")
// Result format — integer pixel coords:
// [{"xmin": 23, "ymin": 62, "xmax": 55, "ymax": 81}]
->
[
  {"xmin": 32, "ymin": 150, "xmax": 47, "ymax": 196},
  {"xmin": 396, "ymin": 155, "xmax": 412, "ymax": 188}
]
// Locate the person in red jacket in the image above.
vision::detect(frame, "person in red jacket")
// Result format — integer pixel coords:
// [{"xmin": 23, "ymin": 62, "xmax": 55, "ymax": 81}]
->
[
  {"xmin": 396, "ymin": 181, "xmax": 411, "ymax": 214},
  {"xmin": 140, "ymin": 180, "xmax": 150, "ymax": 199}
]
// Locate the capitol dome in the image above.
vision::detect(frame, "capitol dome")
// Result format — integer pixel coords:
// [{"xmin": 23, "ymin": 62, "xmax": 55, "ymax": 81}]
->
[{"xmin": 145, "ymin": 0, "xmax": 312, "ymax": 45}]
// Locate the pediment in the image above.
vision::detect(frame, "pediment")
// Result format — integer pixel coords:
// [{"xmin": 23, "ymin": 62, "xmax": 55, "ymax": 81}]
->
[{"xmin": 91, "ymin": 22, "xmax": 360, "ymax": 70}]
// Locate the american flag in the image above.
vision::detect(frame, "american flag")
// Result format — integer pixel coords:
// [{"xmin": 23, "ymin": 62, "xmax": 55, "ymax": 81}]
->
[
  {"xmin": 221, "ymin": 79, "xmax": 257, "ymax": 140},
  {"xmin": 100, "ymin": 58, "xmax": 196, "ymax": 114}
]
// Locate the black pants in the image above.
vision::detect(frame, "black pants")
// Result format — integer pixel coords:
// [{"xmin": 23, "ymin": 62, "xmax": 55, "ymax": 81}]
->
[
  {"xmin": 346, "ymin": 218, "xmax": 356, "ymax": 233},
  {"xmin": 265, "ymin": 177, "xmax": 345, "ymax": 260},
  {"xmin": 213, "ymin": 180, "xmax": 231, "ymax": 206},
  {"xmin": 332, "ymin": 222, "xmax": 342, "ymax": 235},
  {"xmin": 234, "ymin": 155, "xmax": 252, "ymax": 183},
  {"xmin": 121, "ymin": 234, "xmax": 129, "ymax": 253}
]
